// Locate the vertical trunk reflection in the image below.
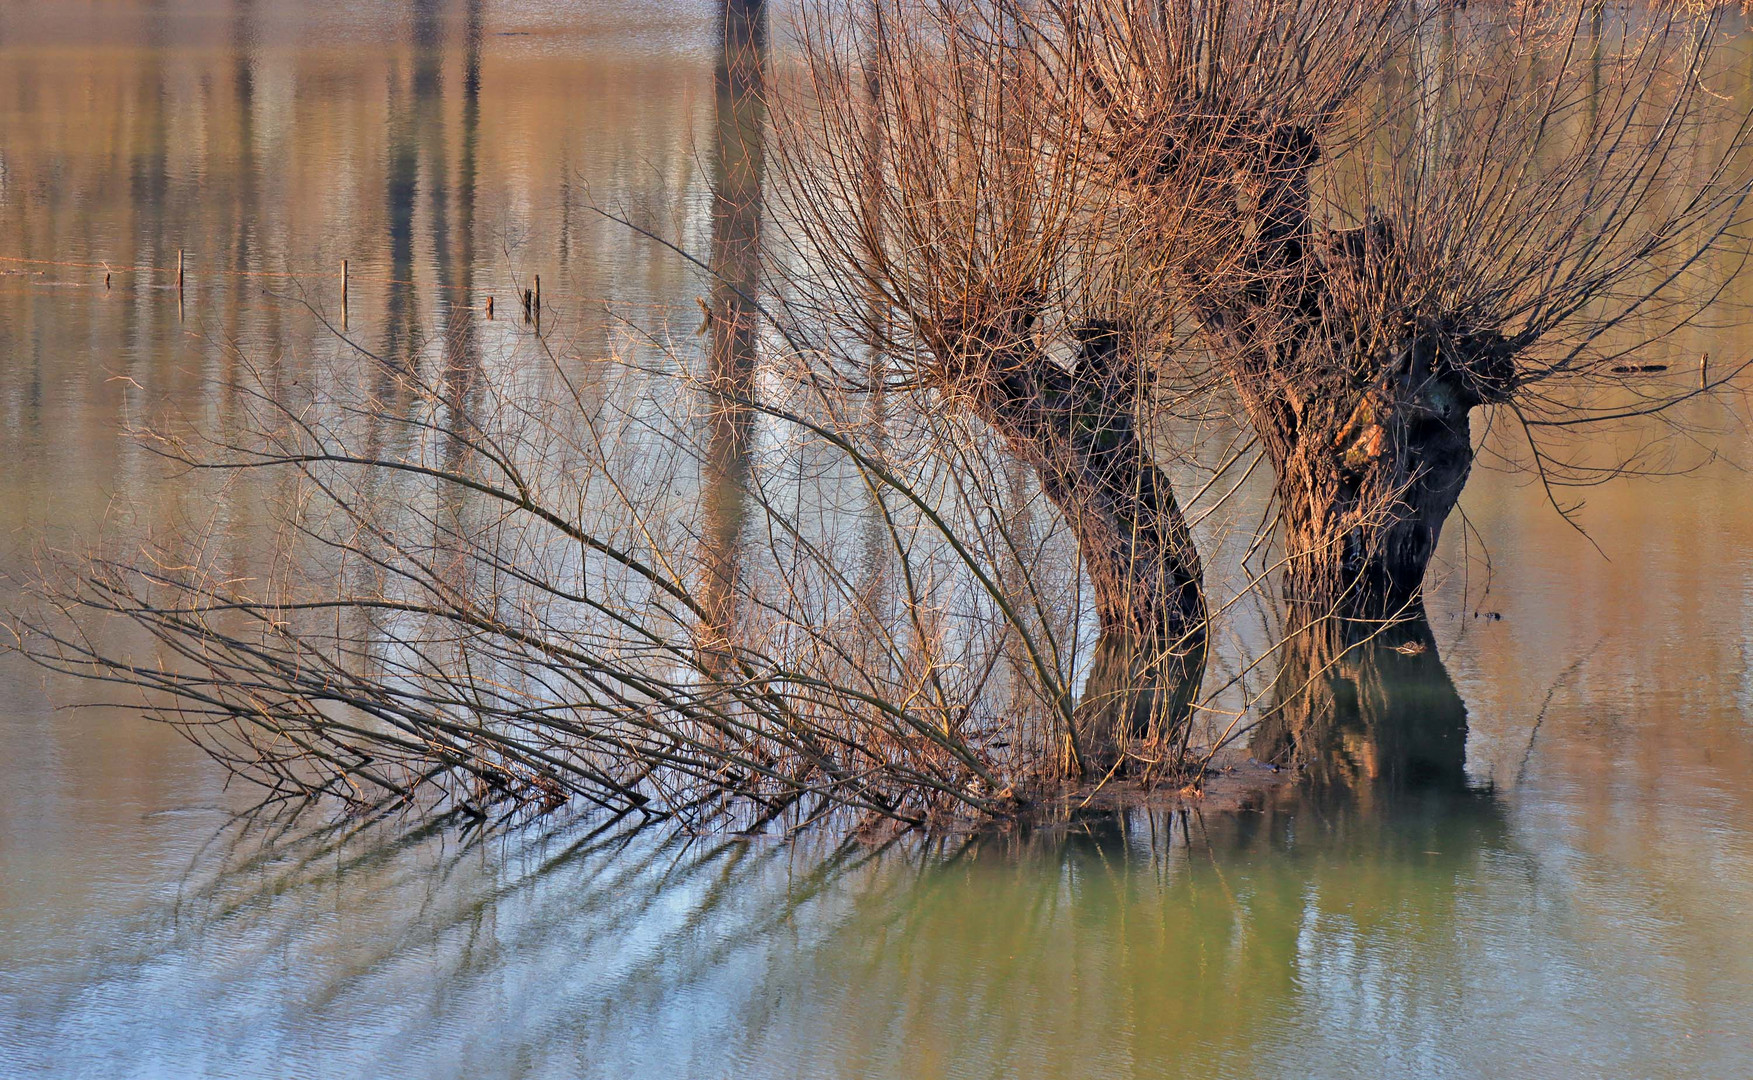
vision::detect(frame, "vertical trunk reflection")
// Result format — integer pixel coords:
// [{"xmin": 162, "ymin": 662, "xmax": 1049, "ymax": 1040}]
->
[{"xmin": 698, "ymin": 0, "xmax": 767, "ymax": 669}]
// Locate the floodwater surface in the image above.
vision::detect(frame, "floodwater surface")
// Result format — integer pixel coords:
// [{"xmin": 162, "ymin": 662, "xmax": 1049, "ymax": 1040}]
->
[{"xmin": 2, "ymin": 3, "xmax": 1753, "ymax": 1078}]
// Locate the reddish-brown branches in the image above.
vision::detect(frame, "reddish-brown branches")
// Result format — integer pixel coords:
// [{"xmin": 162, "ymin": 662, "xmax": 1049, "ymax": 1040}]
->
[{"xmin": 1050, "ymin": 0, "xmax": 1753, "ymax": 617}]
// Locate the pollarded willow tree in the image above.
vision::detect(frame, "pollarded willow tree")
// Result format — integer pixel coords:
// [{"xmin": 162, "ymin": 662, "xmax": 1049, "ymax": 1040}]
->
[
  {"xmin": 773, "ymin": 0, "xmax": 1213, "ymax": 649},
  {"xmin": 1059, "ymin": 0, "xmax": 1753, "ymax": 618},
  {"xmin": 768, "ymin": 0, "xmax": 1244, "ymax": 768}
]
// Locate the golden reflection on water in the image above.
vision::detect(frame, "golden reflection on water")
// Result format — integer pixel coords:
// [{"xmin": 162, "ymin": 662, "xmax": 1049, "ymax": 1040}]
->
[{"xmin": 1, "ymin": 3, "xmax": 1752, "ymax": 1078}]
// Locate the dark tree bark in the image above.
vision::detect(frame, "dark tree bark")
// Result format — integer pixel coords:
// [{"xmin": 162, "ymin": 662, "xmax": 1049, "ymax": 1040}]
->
[
  {"xmin": 958, "ymin": 321, "xmax": 1206, "ymax": 646},
  {"xmin": 1263, "ymin": 321, "xmax": 1499, "ymax": 620},
  {"xmin": 1190, "ymin": 132, "xmax": 1514, "ymax": 618},
  {"xmin": 944, "ymin": 321, "xmax": 1207, "ymax": 778}
]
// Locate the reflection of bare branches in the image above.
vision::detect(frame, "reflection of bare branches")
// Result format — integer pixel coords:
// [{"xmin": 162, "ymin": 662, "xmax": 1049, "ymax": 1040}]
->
[
  {"xmin": 1514, "ymin": 638, "xmax": 1599, "ymax": 789},
  {"xmin": 13, "ymin": 801, "xmax": 928, "ymax": 1070},
  {"xmin": 43, "ymin": 786, "xmax": 1512, "ymax": 1077}
]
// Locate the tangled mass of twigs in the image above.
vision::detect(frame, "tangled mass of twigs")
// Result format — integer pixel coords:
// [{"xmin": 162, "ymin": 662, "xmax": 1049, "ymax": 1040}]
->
[{"xmin": 13, "ymin": 0, "xmax": 1753, "ymax": 829}]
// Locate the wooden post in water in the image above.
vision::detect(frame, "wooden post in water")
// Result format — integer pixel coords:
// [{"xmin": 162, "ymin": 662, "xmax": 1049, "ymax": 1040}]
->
[
  {"xmin": 533, "ymin": 275, "xmax": 541, "ymax": 330},
  {"xmin": 341, "ymin": 259, "xmax": 350, "ymax": 329},
  {"xmin": 177, "ymin": 249, "xmax": 185, "ymax": 293},
  {"xmin": 485, "ymin": 295, "xmax": 494, "ymax": 320},
  {"xmin": 105, "ymin": 272, "xmax": 111, "ymax": 291}
]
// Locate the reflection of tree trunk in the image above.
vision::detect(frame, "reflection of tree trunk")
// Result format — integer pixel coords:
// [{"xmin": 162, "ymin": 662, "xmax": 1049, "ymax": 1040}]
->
[
  {"xmin": 1251, "ymin": 614, "xmax": 1468, "ymax": 798},
  {"xmin": 229, "ymin": 0, "xmax": 256, "ymax": 312},
  {"xmin": 380, "ymin": 16, "xmax": 421, "ymax": 374},
  {"xmin": 857, "ymin": 41, "xmax": 893, "ymax": 672},
  {"xmin": 224, "ymin": 0, "xmax": 258, "ymax": 399},
  {"xmin": 132, "ymin": 16, "xmax": 171, "ymax": 345},
  {"xmin": 1074, "ymin": 633, "xmax": 1205, "ymax": 778},
  {"xmin": 1413, "ymin": 0, "xmax": 1454, "ymax": 186},
  {"xmin": 411, "ymin": 0, "xmax": 448, "ymax": 334},
  {"xmin": 436, "ymin": 0, "xmax": 484, "ymax": 576},
  {"xmin": 438, "ymin": 2, "xmax": 482, "ymax": 405},
  {"xmin": 349, "ymin": 0, "xmax": 447, "ymax": 664},
  {"xmin": 698, "ymin": 0, "xmax": 766, "ymax": 668}
]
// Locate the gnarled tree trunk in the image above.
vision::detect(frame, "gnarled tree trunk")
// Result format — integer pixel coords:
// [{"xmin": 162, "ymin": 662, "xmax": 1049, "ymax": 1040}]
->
[
  {"xmin": 1191, "ymin": 132, "xmax": 1513, "ymax": 618},
  {"xmin": 960, "ymin": 322, "xmax": 1206, "ymax": 646},
  {"xmin": 956, "ymin": 322, "xmax": 1207, "ymax": 777},
  {"xmin": 1269, "ymin": 334, "xmax": 1490, "ymax": 620}
]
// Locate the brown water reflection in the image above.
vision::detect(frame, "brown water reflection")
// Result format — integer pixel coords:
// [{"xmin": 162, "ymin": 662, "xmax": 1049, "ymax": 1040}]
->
[{"xmin": 2, "ymin": 3, "xmax": 1753, "ymax": 1078}]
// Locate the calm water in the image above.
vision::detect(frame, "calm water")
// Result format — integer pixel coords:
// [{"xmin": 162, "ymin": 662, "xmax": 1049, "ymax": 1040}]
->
[{"xmin": 3, "ymin": 3, "xmax": 1753, "ymax": 1077}]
